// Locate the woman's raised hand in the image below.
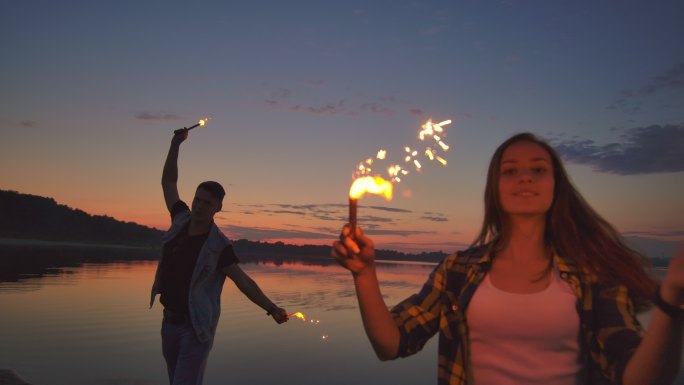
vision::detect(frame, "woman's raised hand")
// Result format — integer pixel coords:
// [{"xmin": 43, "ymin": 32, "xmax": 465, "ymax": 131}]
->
[{"xmin": 332, "ymin": 225, "xmax": 376, "ymax": 275}]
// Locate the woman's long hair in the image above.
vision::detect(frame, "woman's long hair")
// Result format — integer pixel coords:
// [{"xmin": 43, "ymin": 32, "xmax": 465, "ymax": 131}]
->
[{"xmin": 472, "ymin": 133, "xmax": 657, "ymax": 309}]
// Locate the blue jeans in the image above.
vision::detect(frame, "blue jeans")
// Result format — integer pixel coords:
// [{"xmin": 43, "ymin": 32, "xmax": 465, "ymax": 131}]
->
[{"xmin": 161, "ymin": 317, "xmax": 214, "ymax": 385}]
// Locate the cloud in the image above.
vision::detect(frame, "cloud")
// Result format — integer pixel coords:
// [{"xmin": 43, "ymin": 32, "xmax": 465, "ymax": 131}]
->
[
  {"xmin": 270, "ymin": 88, "xmax": 291, "ymax": 99},
  {"xmin": 263, "ymin": 209, "xmax": 307, "ymax": 216},
  {"xmin": 18, "ymin": 120, "xmax": 37, "ymax": 128},
  {"xmin": 553, "ymin": 124, "xmax": 684, "ymax": 174},
  {"xmin": 135, "ymin": 112, "xmax": 184, "ymax": 121},
  {"xmin": 221, "ymin": 202, "xmax": 446, "ymax": 242},
  {"xmin": 300, "ymin": 79, "xmax": 325, "ymax": 86},
  {"xmin": 608, "ymin": 61, "xmax": 684, "ymax": 114},
  {"xmin": 360, "ymin": 102, "xmax": 395, "ymax": 116},
  {"xmin": 226, "ymin": 203, "xmax": 346, "ymax": 223},
  {"xmin": 622, "ymin": 229, "xmax": 684, "ymax": 239},
  {"xmin": 364, "ymin": 229, "xmax": 435, "ymax": 236},
  {"xmin": 421, "ymin": 211, "xmax": 448, "ymax": 222},
  {"xmin": 420, "ymin": 216, "xmax": 448, "ymax": 222},
  {"xmin": 290, "ymin": 103, "xmax": 344, "ymax": 115},
  {"xmin": 264, "ymin": 84, "xmax": 415, "ymax": 117},
  {"xmin": 222, "ymin": 224, "xmax": 334, "ymax": 240},
  {"xmin": 229, "ymin": 203, "xmax": 409, "ymax": 222},
  {"xmin": 265, "ymin": 85, "xmax": 468, "ymax": 121},
  {"xmin": 277, "ymin": 203, "xmax": 344, "ymax": 210},
  {"xmin": 367, "ymin": 205, "xmax": 413, "ymax": 214},
  {"xmin": 362, "ymin": 215, "xmax": 396, "ymax": 223}
]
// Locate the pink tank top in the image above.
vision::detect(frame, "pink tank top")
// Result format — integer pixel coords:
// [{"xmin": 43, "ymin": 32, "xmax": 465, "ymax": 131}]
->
[{"xmin": 467, "ymin": 268, "xmax": 582, "ymax": 385}]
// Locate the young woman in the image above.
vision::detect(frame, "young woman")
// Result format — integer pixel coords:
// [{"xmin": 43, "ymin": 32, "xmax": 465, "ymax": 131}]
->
[{"xmin": 332, "ymin": 133, "xmax": 683, "ymax": 385}]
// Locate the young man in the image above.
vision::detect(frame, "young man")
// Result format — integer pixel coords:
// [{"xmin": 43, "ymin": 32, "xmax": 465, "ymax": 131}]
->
[{"xmin": 150, "ymin": 128, "xmax": 288, "ymax": 385}]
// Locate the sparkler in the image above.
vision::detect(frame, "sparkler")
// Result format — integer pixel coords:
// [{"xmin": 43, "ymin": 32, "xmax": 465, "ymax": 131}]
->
[
  {"xmin": 173, "ymin": 119, "xmax": 208, "ymax": 135},
  {"xmin": 288, "ymin": 311, "xmax": 327, "ymax": 340},
  {"xmin": 289, "ymin": 312, "xmax": 306, "ymax": 321},
  {"xmin": 348, "ymin": 176, "xmax": 393, "ymax": 238},
  {"xmin": 346, "ymin": 118, "xmax": 451, "ymax": 238}
]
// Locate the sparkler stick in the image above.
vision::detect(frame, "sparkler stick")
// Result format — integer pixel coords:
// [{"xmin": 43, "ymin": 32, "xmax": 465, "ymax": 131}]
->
[
  {"xmin": 349, "ymin": 197, "xmax": 358, "ymax": 238},
  {"xmin": 173, "ymin": 119, "xmax": 207, "ymax": 135}
]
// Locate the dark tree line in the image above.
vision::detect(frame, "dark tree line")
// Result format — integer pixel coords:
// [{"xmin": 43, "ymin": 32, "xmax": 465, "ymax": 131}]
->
[
  {"xmin": 232, "ymin": 239, "xmax": 447, "ymax": 263},
  {"xmin": 0, "ymin": 190, "xmax": 163, "ymax": 247}
]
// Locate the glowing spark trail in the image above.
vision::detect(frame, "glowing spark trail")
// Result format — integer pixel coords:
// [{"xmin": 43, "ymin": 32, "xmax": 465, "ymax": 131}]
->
[{"xmin": 347, "ymin": 118, "xmax": 452, "ymax": 236}]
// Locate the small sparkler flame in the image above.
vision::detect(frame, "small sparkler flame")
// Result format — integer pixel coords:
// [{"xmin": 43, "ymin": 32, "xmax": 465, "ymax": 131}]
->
[
  {"xmin": 173, "ymin": 118, "xmax": 210, "ymax": 134},
  {"xmin": 349, "ymin": 176, "xmax": 393, "ymax": 200},
  {"xmin": 290, "ymin": 312, "xmax": 306, "ymax": 321},
  {"xmin": 188, "ymin": 118, "xmax": 208, "ymax": 130},
  {"xmin": 349, "ymin": 176, "xmax": 393, "ymax": 237}
]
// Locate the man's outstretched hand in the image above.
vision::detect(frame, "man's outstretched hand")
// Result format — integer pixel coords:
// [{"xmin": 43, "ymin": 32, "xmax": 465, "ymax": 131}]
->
[{"xmin": 269, "ymin": 307, "xmax": 289, "ymax": 324}]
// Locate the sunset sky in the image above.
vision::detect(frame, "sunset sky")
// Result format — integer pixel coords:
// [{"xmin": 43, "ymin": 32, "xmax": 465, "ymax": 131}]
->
[{"xmin": 2, "ymin": 1, "xmax": 683, "ymax": 255}]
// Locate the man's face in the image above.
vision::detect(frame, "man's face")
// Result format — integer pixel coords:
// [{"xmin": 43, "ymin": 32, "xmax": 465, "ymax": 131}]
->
[{"xmin": 191, "ymin": 188, "xmax": 222, "ymax": 222}]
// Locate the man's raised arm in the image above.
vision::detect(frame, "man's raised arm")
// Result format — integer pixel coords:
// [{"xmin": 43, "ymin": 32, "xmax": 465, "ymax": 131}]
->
[{"xmin": 161, "ymin": 129, "xmax": 188, "ymax": 212}]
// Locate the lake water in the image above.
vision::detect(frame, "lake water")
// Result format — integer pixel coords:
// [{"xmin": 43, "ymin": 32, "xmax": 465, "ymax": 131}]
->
[
  {"xmin": 0, "ymin": 245, "xmax": 680, "ymax": 385},
  {"xmin": 0, "ymin": 245, "xmax": 438, "ymax": 385}
]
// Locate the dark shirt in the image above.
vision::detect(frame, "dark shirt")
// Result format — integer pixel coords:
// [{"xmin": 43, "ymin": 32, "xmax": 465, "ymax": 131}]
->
[{"xmin": 159, "ymin": 201, "xmax": 239, "ymax": 314}]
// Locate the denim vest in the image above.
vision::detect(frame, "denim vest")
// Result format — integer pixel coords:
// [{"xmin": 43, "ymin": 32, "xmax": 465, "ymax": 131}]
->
[{"xmin": 150, "ymin": 211, "xmax": 230, "ymax": 343}]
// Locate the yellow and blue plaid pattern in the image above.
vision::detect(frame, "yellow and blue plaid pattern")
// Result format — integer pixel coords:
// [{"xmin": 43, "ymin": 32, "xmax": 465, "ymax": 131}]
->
[{"xmin": 390, "ymin": 246, "xmax": 644, "ymax": 385}]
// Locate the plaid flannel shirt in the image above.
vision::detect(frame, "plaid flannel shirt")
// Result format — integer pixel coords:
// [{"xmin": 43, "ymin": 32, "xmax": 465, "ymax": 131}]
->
[{"xmin": 390, "ymin": 246, "xmax": 644, "ymax": 385}]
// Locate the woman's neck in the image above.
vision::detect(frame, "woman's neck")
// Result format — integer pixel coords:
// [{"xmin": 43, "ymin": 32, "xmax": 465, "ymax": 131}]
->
[{"xmin": 499, "ymin": 215, "xmax": 549, "ymax": 264}]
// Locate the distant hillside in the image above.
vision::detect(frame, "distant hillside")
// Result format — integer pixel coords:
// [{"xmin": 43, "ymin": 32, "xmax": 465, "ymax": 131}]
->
[
  {"xmin": 1, "ymin": 189, "xmax": 677, "ymax": 267},
  {"xmin": 0, "ymin": 190, "xmax": 163, "ymax": 247}
]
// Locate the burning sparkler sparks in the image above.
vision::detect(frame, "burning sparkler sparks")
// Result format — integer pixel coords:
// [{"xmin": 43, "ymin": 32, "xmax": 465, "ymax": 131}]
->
[
  {"xmin": 353, "ymin": 119, "xmax": 451, "ymax": 183},
  {"xmin": 347, "ymin": 118, "xmax": 452, "ymax": 236},
  {"xmin": 410, "ymin": 119, "xmax": 451, "ymax": 170}
]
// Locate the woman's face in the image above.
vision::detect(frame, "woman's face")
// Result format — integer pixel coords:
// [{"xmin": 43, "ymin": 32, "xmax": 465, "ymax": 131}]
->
[{"xmin": 498, "ymin": 141, "xmax": 555, "ymax": 218}]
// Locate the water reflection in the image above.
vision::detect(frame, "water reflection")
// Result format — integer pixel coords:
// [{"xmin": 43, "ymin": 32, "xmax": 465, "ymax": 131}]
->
[
  {"xmin": 0, "ymin": 245, "xmax": 678, "ymax": 385},
  {"xmin": 0, "ymin": 242, "xmax": 156, "ymax": 284},
  {"xmin": 0, "ymin": 245, "xmax": 438, "ymax": 385}
]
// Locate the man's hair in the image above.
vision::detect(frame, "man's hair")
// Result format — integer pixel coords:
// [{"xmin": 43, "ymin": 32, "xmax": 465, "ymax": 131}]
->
[{"xmin": 197, "ymin": 181, "xmax": 226, "ymax": 202}]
